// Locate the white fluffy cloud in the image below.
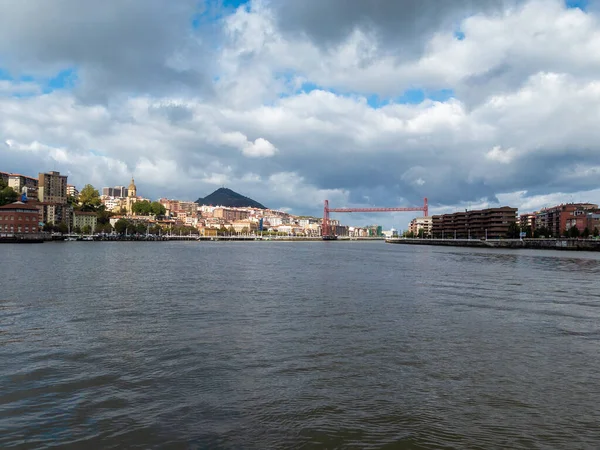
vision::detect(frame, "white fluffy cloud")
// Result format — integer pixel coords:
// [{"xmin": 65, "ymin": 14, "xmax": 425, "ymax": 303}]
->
[{"xmin": 1, "ymin": 0, "xmax": 600, "ymax": 227}]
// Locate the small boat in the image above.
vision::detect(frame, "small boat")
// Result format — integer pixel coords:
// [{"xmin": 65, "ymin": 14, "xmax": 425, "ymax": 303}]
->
[{"xmin": 64, "ymin": 237, "xmax": 77, "ymax": 241}]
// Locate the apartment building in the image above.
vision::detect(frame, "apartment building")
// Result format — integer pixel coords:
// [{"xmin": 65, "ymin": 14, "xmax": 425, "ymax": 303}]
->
[
  {"xmin": 409, "ymin": 216, "xmax": 432, "ymax": 236},
  {"xmin": 66, "ymin": 184, "xmax": 79, "ymax": 198},
  {"xmin": 519, "ymin": 213, "xmax": 536, "ymax": 232},
  {"xmin": 213, "ymin": 208, "xmax": 249, "ymax": 221},
  {"xmin": 38, "ymin": 171, "xmax": 67, "ymax": 204},
  {"xmin": 432, "ymin": 207, "xmax": 518, "ymax": 239},
  {"xmin": 7, "ymin": 173, "xmax": 38, "ymax": 197},
  {"xmin": 535, "ymin": 203, "xmax": 598, "ymax": 236}
]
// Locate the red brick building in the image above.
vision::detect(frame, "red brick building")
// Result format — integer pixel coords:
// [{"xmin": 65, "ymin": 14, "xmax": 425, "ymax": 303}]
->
[
  {"xmin": 0, "ymin": 201, "xmax": 42, "ymax": 235},
  {"xmin": 535, "ymin": 203, "xmax": 599, "ymax": 236}
]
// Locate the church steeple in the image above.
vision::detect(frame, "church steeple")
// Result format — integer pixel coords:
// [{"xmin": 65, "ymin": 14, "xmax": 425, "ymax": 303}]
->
[{"xmin": 128, "ymin": 176, "xmax": 137, "ymax": 197}]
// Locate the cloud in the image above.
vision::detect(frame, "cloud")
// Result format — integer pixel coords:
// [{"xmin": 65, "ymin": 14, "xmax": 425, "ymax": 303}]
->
[
  {"xmin": 2, "ymin": 0, "xmax": 600, "ymax": 229},
  {"xmin": 0, "ymin": 0, "xmax": 215, "ymax": 101}
]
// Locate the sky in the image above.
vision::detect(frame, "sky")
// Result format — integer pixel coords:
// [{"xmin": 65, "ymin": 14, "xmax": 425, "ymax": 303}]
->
[{"xmin": 1, "ymin": 0, "xmax": 600, "ymax": 229}]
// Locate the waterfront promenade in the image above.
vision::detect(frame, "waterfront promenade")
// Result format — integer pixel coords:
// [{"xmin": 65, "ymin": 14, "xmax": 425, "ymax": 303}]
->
[{"xmin": 386, "ymin": 237, "xmax": 600, "ymax": 251}]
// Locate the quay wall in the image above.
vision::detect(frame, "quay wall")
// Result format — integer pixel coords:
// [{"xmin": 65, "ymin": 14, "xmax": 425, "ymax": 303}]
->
[{"xmin": 385, "ymin": 238, "xmax": 600, "ymax": 251}]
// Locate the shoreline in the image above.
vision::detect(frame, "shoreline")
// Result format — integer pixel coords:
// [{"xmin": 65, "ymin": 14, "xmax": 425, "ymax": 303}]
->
[
  {"xmin": 385, "ymin": 237, "xmax": 600, "ymax": 251},
  {"xmin": 1, "ymin": 235, "xmax": 387, "ymax": 244}
]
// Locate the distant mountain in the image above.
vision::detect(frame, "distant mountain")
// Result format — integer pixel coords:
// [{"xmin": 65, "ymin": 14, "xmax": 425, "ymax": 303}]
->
[{"xmin": 195, "ymin": 187, "xmax": 266, "ymax": 209}]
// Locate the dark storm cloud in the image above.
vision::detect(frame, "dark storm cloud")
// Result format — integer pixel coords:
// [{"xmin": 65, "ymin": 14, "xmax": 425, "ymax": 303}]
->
[
  {"xmin": 271, "ymin": 0, "xmax": 519, "ymax": 55},
  {"xmin": 0, "ymin": 0, "xmax": 216, "ymax": 100}
]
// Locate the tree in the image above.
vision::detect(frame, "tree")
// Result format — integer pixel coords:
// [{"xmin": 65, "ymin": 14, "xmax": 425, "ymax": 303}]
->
[
  {"xmin": 135, "ymin": 223, "xmax": 147, "ymax": 235},
  {"xmin": 562, "ymin": 229, "xmax": 569, "ymax": 238},
  {"xmin": 96, "ymin": 222, "xmax": 112, "ymax": 234},
  {"xmin": 82, "ymin": 225, "xmax": 92, "ymax": 234},
  {"xmin": 569, "ymin": 226, "xmax": 580, "ymax": 238},
  {"xmin": 79, "ymin": 184, "xmax": 101, "ymax": 211},
  {"xmin": 506, "ymin": 221, "xmax": 520, "ymax": 238},
  {"xmin": 114, "ymin": 218, "xmax": 130, "ymax": 235},
  {"xmin": 43, "ymin": 222, "xmax": 54, "ymax": 232},
  {"xmin": 151, "ymin": 201, "xmax": 166, "ymax": 216},
  {"xmin": 57, "ymin": 222, "xmax": 68, "ymax": 234},
  {"xmin": 132, "ymin": 200, "xmax": 153, "ymax": 216},
  {"xmin": 96, "ymin": 206, "xmax": 113, "ymax": 225},
  {"xmin": 582, "ymin": 227, "xmax": 590, "ymax": 239},
  {"xmin": 594, "ymin": 227, "xmax": 599, "ymax": 238},
  {"xmin": 535, "ymin": 226, "xmax": 550, "ymax": 238},
  {"xmin": 74, "ymin": 226, "xmax": 82, "ymax": 234},
  {"xmin": 0, "ymin": 178, "xmax": 18, "ymax": 206}
]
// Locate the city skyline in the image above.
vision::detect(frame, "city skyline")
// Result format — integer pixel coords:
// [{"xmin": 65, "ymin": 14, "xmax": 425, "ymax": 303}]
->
[{"xmin": 2, "ymin": 1, "xmax": 600, "ymax": 228}]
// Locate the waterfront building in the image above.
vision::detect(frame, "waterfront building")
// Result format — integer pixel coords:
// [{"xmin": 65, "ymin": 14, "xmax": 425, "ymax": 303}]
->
[
  {"xmin": 535, "ymin": 203, "xmax": 598, "ymax": 236},
  {"xmin": 231, "ymin": 220, "xmax": 257, "ymax": 233},
  {"xmin": 519, "ymin": 213, "xmax": 536, "ymax": 232},
  {"xmin": 73, "ymin": 210, "xmax": 98, "ymax": 232},
  {"xmin": 41, "ymin": 203, "xmax": 72, "ymax": 226},
  {"xmin": 409, "ymin": 216, "xmax": 432, "ymax": 236},
  {"xmin": 432, "ymin": 207, "xmax": 518, "ymax": 239},
  {"xmin": 0, "ymin": 202, "xmax": 42, "ymax": 235}
]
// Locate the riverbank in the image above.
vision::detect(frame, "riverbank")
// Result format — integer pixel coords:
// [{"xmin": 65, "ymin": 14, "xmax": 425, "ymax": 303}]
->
[
  {"xmin": 1, "ymin": 234, "xmax": 386, "ymax": 243},
  {"xmin": 385, "ymin": 237, "xmax": 600, "ymax": 251}
]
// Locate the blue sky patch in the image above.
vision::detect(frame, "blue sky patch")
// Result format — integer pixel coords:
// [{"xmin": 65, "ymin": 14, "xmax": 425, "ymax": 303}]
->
[
  {"xmin": 0, "ymin": 66, "xmax": 78, "ymax": 96},
  {"xmin": 43, "ymin": 68, "xmax": 78, "ymax": 93},
  {"xmin": 368, "ymin": 89, "xmax": 455, "ymax": 107},
  {"xmin": 565, "ymin": 0, "xmax": 589, "ymax": 10},
  {"xmin": 287, "ymin": 79, "xmax": 455, "ymax": 108},
  {"xmin": 454, "ymin": 30, "xmax": 465, "ymax": 41}
]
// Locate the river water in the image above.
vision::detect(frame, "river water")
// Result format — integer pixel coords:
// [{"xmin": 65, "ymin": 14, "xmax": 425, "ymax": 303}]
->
[{"xmin": 1, "ymin": 241, "xmax": 600, "ymax": 449}]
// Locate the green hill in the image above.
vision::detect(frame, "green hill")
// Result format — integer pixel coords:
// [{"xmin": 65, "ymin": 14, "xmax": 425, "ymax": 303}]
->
[{"xmin": 195, "ymin": 188, "xmax": 266, "ymax": 209}]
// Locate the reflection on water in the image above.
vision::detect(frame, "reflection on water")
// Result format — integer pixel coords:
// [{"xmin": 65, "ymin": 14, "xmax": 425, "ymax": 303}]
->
[{"xmin": 1, "ymin": 242, "xmax": 600, "ymax": 448}]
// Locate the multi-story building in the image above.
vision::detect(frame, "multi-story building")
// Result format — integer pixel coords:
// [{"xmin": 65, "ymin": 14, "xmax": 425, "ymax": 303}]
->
[
  {"xmin": 409, "ymin": 216, "xmax": 432, "ymax": 236},
  {"xmin": 73, "ymin": 210, "xmax": 97, "ymax": 232},
  {"xmin": 101, "ymin": 197, "xmax": 123, "ymax": 212},
  {"xmin": 0, "ymin": 201, "xmax": 42, "ymax": 235},
  {"xmin": 113, "ymin": 186, "xmax": 128, "ymax": 198},
  {"xmin": 535, "ymin": 203, "xmax": 598, "ymax": 236},
  {"xmin": 41, "ymin": 203, "xmax": 72, "ymax": 226},
  {"xmin": 214, "ymin": 208, "xmax": 249, "ymax": 221},
  {"xmin": 519, "ymin": 213, "xmax": 536, "ymax": 232},
  {"xmin": 66, "ymin": 184, "xmax": 79, "ymax": 198},
  {"xmin": 432, "ymin": 207, "xmax": 518, "ymax": 239},
  {"xmin": 38, "ymin": 171, "xmax": 67, "ymax": 204},
  {"xmin": 7, "ymin": 173, "xmax": 38, "ymax": 198},
  {"xmin": 102, "ymin": 187, "xmax": 114, "ymax": 197}
]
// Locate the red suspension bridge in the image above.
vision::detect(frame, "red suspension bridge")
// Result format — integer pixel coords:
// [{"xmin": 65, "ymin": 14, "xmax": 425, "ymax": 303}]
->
[{"xmin": 322, "ymin": 197, "xmax": 428, "ymax": 238}]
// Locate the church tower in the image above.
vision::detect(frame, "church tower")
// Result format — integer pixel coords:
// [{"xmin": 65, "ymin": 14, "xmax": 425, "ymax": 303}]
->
[{"xmin": 128, "ymin": 177, "xmax": 137, "ymax": 198}]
